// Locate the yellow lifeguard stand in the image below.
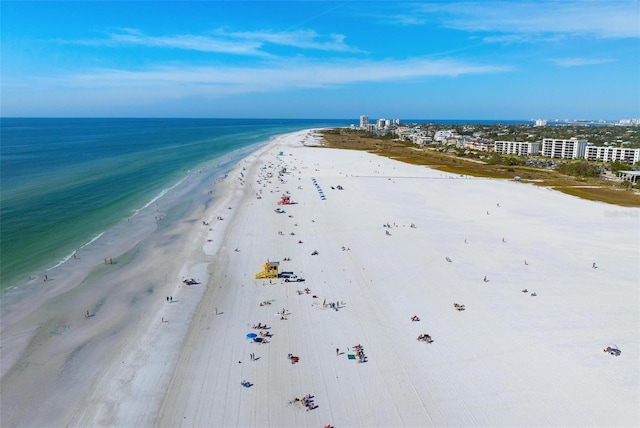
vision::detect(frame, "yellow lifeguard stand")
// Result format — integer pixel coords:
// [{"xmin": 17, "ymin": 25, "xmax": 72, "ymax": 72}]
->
[{"xmin": 255, "ymin": 261, "xmax": 280, "ymax": 279}]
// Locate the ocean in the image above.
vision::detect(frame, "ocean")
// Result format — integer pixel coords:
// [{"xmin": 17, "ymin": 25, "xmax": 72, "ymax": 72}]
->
[{"xmin": 0, "ymin": 118, "xmax": 352, "ymax": 291}]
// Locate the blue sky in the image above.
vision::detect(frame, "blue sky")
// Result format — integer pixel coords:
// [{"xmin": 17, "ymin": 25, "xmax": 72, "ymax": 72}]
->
[{"xmin": 2, "ymin": 1, "xmax": 639, "ymax": 119}]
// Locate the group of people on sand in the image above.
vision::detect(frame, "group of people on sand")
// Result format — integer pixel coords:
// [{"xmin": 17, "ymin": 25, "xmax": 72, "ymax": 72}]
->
[
  {"xmin": 352, "ymin": 344, "xmax": 367, "ymax": 363},
  {"xmin": 287, "ymin": 353, "xmax": 300, "ymax": 364},
  {"xmin": 417, "ymin": 334, "xmax": 433, "ymax": 343},
  {"xmin": 454, "ymin": 303, "xmax": 465, "ymax": 311},
  {"xmin": 323, "ymin": 299, "xmax": 343, "ymax": 311},
  {"xmin": 411, "ymin": 315, "xmax": 433, "ymax": 343},
  {"xmin": 290, "ymin": 394, "xmax": 317, "ymax": 411},
  {"xmin": 603, "ymin": 346, "xmax": 621, "ymax": 356}
]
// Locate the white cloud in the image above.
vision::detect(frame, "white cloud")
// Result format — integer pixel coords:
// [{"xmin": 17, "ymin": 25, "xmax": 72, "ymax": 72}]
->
[
  {"xmin": 214, "ymin": 29, "xmax": 359, "ymax": 52},
  {"xmin": 88, "ymin": 27, "xmax": 359, "ymax": 56},
  {"xmin": 37, "ymin": 57, "xmax": 510, "ymax": 100},
  {"xmin": 376, "ymin": 13, "xmax": 427, "ymax": 27},
  {"xmin": 549, "ymin": 57, "xmax": 616, "ymax": 67},
  {"xmin": 105, "ymin": 28, "xmax": 268, "ymax": 56},
  {"xmin": 412, "ymin": 1, "xmax": 640, "ymax": 39}
]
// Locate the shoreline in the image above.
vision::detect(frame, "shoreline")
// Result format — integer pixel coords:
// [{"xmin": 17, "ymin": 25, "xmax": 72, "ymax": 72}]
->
[
  {"xmin": 0, "ymin": 138, "xmax": 270, "ymax": 426},
  {"xmin": 0, "ymin": 116, "xmax": 318, "ymax": 293},
  {"xmin": 1, "ymin": 128, "xmax": 638, "ymax": 427}
]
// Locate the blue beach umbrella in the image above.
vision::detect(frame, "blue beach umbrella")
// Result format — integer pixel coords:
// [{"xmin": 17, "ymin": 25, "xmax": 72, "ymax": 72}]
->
[{"xmin": 246, "ymin": 333, "xmax": 257, "ymax": 339}]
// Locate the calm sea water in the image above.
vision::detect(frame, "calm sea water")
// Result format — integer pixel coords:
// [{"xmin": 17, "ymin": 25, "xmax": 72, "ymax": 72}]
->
[{"xmin": 0, "ymin": 118, "xmax": 352, "ymax": 291}]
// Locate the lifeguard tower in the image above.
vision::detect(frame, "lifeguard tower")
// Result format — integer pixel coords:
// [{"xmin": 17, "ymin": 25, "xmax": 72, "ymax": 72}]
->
[{"xmin": 255, "ymin": 261, "xmax": 280, "ymax": 279}]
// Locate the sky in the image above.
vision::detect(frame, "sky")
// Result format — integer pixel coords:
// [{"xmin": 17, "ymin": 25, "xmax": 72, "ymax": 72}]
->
[{"xmin": 1, "ymin": 1, "xmax": 639, "ymax": 120}]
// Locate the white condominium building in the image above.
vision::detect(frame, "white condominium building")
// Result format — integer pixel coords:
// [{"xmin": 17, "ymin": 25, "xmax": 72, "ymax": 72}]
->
[
  {"xmin": 377, "ymin": 118, "xmax": 391, "ymax": 129},
  {"xmin": 434, "ymin": 130, "xmax": 455, "ymax": 142},
  {"xmin": 541, "ymin": 138, "xmax": 588, "ymax": 159},
  {"xmin": 584, "ymin": 146, "xmax": 640, "ymax": 163},
  {"xmin": 494, "ymin": 141, "xmax": 540, "ymax": 155},
  {"xmin": 359, "ymin": 115, "xmax": 369, "ymax": 129}
]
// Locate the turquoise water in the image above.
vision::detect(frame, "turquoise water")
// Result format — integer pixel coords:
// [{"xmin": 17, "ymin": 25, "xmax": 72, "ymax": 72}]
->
[{"xmin": 0, "ymin": 118, "xmax": 351, "ymax": 290}]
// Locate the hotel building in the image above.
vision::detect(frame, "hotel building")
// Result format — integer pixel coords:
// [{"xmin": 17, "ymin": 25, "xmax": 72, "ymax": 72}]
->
[
  {"xmin": 584, "ymin": 146, "xmax": 640, "ymax": 163},
  {"xmin": 494, "ymin": 141, "xmax": 541, "ymax": 156},
  {"xmin": 541, "ymin": 138, "xmax": 588, "ymax": 159}
]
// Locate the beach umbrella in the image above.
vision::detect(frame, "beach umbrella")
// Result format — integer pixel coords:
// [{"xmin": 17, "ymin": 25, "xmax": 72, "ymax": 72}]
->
[{"xmin": 246, "ymin": 333, "xmax": 257, "ymax": 339}]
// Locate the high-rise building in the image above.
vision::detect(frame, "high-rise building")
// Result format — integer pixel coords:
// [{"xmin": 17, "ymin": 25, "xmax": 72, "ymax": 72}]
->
[
  {"xmin": 494, "ymin": 141, "xmax": 540, "ymax": 155},
  {"xmin": 541, "ymin": 138, "xmax": 588, "ymax": 159},
  {"xmin": 584, "ymin": 146, "xmax": 640, "ymax": 163},
  {"xmin": 359, "ymin": 115, "xmax": 369, "ymax": 129}
]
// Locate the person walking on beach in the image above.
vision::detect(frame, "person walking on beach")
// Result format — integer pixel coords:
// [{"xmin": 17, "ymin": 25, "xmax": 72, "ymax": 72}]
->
[{"xmin": 336, "ymin": 348, "xmax": 340, "ymax": 356}]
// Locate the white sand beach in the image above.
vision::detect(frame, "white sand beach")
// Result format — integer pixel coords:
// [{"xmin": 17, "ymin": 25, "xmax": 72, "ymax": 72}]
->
[{"xmin": 1, "ymin": 129, "xmax": 639, "ymax": 427}]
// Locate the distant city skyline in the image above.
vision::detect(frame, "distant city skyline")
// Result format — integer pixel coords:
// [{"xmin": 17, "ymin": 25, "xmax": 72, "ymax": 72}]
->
[{"xmin": 1, "ymin": 1, "xmax": 639, "ymax": 119}]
